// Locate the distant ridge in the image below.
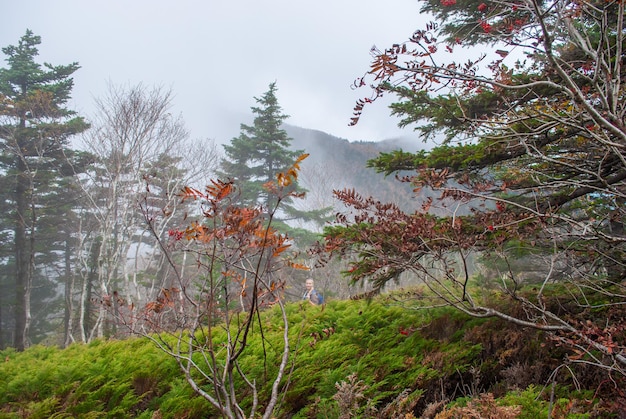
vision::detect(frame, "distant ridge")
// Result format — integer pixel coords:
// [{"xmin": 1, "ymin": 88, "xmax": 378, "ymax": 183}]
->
[{"xmin": 283, "ymin": 124, "xmax": 432, "ymax": 213}]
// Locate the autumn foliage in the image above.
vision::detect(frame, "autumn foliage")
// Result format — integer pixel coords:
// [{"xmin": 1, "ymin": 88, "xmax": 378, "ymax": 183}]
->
[
  {"xmin": 321, "ymin": 0, "xmax": 626, "ymax": 381},
  {"xmin": 131, "ymin": 155, "xmax": 311, "ymax": 419}
]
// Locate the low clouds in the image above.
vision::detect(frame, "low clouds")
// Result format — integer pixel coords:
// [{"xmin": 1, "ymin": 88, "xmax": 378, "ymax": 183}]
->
[{"xmin": 2, "ymin": 0, "xmax": 426, "ymax": 144}]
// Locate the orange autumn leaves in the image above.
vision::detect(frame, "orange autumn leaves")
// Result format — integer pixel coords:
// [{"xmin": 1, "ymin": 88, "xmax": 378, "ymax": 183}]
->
[{"xmin": 169, "ymin": 154, "xmax": 310, "ymax": 261}]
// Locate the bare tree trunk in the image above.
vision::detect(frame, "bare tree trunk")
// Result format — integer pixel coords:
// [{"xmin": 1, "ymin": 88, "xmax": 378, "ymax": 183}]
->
[
  {"xmin": 14, "ymin": 158, "xmax": 31, "ymax": 351},
  {"xmin": 63, "ymin": 235, "xmax": 74, "ymax": 347}
]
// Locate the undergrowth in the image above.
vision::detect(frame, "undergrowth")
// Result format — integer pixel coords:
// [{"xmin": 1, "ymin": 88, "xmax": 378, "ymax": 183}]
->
[{"xmin": 0, "ymin": 293, "xmax": 623, "ymax": 418}]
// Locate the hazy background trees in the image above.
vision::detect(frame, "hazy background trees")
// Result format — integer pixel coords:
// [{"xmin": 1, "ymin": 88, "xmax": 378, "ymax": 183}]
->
[
  {"xmin": 0, "ymin": 31, "xmax": 224, "ymax": 348},
  {"xmin": 71, "ymin": 83, "xmax": 221, "ymax": 343}
]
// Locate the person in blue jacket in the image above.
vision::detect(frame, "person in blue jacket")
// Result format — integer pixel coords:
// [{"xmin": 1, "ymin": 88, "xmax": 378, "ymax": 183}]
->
[{"xmin": 302, "ymin": 278, "xmax": 324, "ymax": 305}]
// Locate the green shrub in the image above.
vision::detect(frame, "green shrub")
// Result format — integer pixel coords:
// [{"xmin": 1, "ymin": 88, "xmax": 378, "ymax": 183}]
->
[{"xmin": 0, "ymin": 292, "xmax": 618, "ymax": 417}]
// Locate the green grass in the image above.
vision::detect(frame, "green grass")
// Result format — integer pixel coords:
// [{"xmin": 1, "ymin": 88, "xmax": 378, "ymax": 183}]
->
[{"xmin": 0, "ymin": 294, "xmax": 620, "ymax": 418}]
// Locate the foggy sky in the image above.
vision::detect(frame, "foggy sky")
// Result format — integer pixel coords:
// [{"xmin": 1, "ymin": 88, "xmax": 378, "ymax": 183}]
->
[{"xmin": 2, "ymin": 0, "xmax": 428, "ymax": 144}]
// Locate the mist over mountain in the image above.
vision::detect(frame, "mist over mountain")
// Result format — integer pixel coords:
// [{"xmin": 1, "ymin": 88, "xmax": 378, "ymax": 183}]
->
[
  {"xmin": 212, "ymin": 118, "xmax": 456, "ymax": 216},
  {"xmin": 283, "ymin": 124, "xmax": 435, "ymax": 213}
]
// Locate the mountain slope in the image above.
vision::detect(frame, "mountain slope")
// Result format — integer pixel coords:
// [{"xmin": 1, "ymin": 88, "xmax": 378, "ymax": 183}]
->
[{"xmin": 284, "ymin": 124, "xmax": 431, "ymax": 213}]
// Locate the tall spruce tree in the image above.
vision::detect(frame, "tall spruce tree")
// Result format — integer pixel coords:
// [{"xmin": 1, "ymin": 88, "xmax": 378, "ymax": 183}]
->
[
  {"xmin": 221, "ymin": 82, "xmax": 301, "ymax": 209},
  {"xmin": 220, "ymin": 82, "xmax": 330, "ymax": 233},
  {"xmin": 0, "ymin": 30, "xmax": 89, "ymax": 350}
]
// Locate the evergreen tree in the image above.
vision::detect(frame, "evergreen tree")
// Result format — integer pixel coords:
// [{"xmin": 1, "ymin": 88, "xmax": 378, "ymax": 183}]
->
[
  {"xmin": 326, "ymin": 0, "xmax": 626, "ymax": 375},
  {"xmin": 221, "ymin": 82, "xmax": 300, "ymax": 209},
  {"xmin": 220, "ymin": 82, "xmax": 330, "ymax": 232},
  {"xmin": 0, "ymin": 30, "xmax": 89, "ymax": 350}
]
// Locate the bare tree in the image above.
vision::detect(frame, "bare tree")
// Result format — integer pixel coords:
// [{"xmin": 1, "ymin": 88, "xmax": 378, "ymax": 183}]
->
[
  {"xmin": 73, "ymin": 83, "xmax": 219, "ymax": 342},
  {"xmin": 130, "ymin": 156, "xmax": 310, "ymax": 418}
]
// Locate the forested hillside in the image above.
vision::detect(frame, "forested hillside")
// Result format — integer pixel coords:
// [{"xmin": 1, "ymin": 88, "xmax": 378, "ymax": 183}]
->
[
  {"xmin": 286, "ymin": 124, "xmax": 433, "ymax": 213},
  {"xmin": 286, "ymin": 125, "xmax": 470, "ymax": 220}
]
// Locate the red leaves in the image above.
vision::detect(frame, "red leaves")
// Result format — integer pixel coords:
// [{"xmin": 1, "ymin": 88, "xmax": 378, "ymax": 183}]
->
[
  {"xmin": 398, "ymin": 326, "xmax": 412, "ymax": 336},
  {"xmin": 288, "ymin": 262, "xmax": 310, "ymax": 271},
  {"xmin": 412, "ymin": 168, "xmax": 452, "ymax": 193},
  {"xmin": 180, "ymin": 180, "xmax": 234, "ymax": 203},
  {"xmin": 320, "ymin": 177, "xmax": 545, "ymax": 289},
  {"xmin": 272, "ymin": 243, "xmax": 291, "ymax": 257},
  {"xmin": 370, "ymin": 51, "xmax": 399, "ymax": 78},
  {"xmin": 168, "ymin": 229, "xmax": 183, "ymax": 241},
  {"xmin": 350, "ymin": 101, "xmax": 364, "ymax": 126},
  {"xmin": 550, "ymin": 318, "xmax": 626, "ymax": 362},
  {"xmin": 421, "ymin": 197, "xmax": 433, "ymax": 212},
  {"xmin": 495, "ymin": 49, "xmax": 509, "ymax": 58},
  {"xmin": 322, "ymin": 188, "xmax": 460, "ymax": 285},
  {"xmin": 309, "ymin": 327, "xmax": 336, "ymax": 348},
  {"xmin": 165, "ymin": 158, "xmax": 307, "ymax": 293}
]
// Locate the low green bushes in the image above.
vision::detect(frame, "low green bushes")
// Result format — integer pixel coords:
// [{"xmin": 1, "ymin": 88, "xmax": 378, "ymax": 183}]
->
[{"xmin": 1, "ymin": 294, "xmax": 621, "ymax": 417}]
